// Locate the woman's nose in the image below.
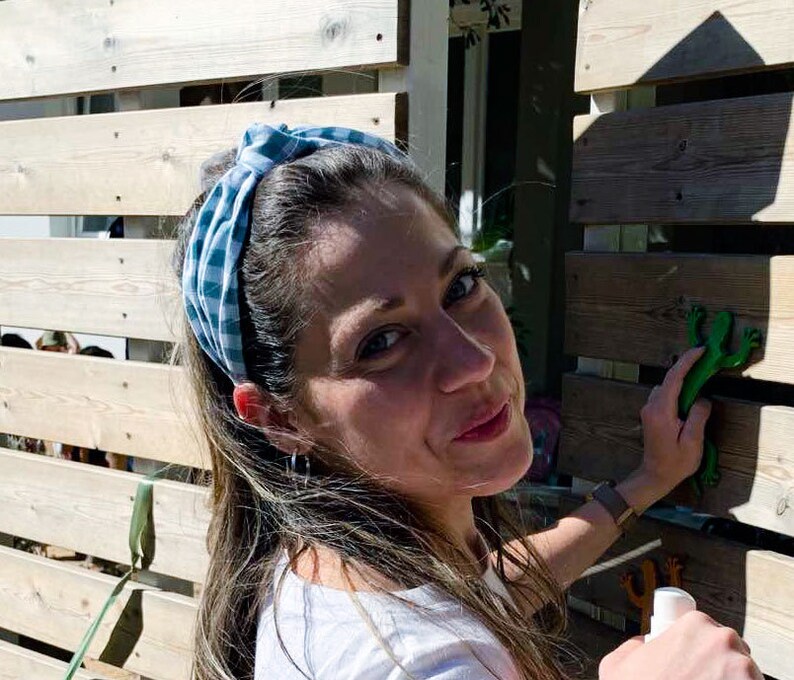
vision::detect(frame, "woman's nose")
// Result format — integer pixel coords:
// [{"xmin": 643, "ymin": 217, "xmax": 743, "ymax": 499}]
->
[{"xmin": 435, "ymin": 319, "xmax": 496, "ymax": 393}]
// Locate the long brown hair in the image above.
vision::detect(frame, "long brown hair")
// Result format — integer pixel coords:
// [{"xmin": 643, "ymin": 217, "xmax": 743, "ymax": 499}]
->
[{"xmin": 173, "ymin": 142, "xmax": 568, "ymax": 680}]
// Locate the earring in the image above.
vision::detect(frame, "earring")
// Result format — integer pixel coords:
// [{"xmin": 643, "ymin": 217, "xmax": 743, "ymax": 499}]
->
[{"xmin": 287, "ymin": 450, "xmax": 311, "ymax": 482}]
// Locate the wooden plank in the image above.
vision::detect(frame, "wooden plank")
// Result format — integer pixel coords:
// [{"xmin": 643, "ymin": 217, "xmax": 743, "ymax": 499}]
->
[
  {"xmin": 565, "ymin": 611, "xmax": 627, "ymax": 680},
  {"xmin": 576, "ymin": 0, "xmax": 794, "ymax": 93},
  {"xmin": 0, "ymin": 348, "xmax": 208, "ymax": 468},
  {"xmin": 0, "ymin": 546, "xmax": 195, "ymax": 680},
  {"xmin": 565, "ymin": 508, "xmax": 794, "ymax": 680},
  {"xmin": 574, "ymin": 89, "xmax": 650, "ymax": 385},
  {"xmin": 0, "ymin": 448, "xmax": 209, "ymax": 583},
  {"xmin": 559, "ymin": 373, "xmax": 794, "ymax": 538},
  {"xmin": 565, "ymin": 252, "xmax": 794, "ymax": 385},
  {"xmin": 0, "ymin": 0, "xmax": 405, "ymax": 101},
  {"xmin": 0, "ymin": 639, "xmax": 112, "ymax": 680},
  {"xmin": 571, "ymin": 92, "xmax": 794, "ymax": 224},
  {"xmin": 377, "ymin": 2, "xmax": 445, "ymax": 196},
  {"xmin": 0, "ymin": 238, "xmax": 177, "ymax": 341},
  {"xmin": 0, "ymin": 92, "xmax": 403, "ymax": 216}
]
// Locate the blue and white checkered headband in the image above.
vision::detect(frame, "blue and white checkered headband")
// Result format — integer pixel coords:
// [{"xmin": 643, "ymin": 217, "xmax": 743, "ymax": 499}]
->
[{"xmin": 181, "ymin": 123, "xmax": 405, "ymax": 384}]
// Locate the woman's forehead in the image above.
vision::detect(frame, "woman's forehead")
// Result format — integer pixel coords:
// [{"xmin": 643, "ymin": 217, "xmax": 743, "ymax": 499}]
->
[{"xmin": 304, "ymin": 188, "xmax": 458, "ymax": 304}]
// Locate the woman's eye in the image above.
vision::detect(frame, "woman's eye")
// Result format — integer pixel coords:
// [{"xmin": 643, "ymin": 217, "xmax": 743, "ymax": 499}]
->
[
  {"xmin": 358, "ymin": 329, "xmax": 403, "ymax": 360},
  {"xmin": 445, "ymin": 266, "xmax": 485, "ymax": 306}
]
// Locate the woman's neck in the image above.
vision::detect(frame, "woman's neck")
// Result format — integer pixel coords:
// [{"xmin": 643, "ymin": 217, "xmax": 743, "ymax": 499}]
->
[{"xmin": 288, "ymin": 496, "xmax": 489, "ymax": 590}]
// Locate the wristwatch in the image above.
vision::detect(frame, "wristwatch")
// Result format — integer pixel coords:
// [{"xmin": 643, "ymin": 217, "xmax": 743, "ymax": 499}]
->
[{"xmin": 587, "ymin": 480, "xmax": 637, "ymax": 532}]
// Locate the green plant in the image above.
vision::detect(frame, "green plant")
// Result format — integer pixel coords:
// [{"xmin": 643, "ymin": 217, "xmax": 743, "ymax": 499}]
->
[{"xmin": 449, "ymin": 0, "xmax": 512, "ymax": 48}]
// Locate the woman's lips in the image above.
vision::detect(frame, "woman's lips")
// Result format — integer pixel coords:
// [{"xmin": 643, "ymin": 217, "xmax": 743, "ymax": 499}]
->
[{"xmin": 453, "ymin": 401, "xmax": 511, "ymax": 443}]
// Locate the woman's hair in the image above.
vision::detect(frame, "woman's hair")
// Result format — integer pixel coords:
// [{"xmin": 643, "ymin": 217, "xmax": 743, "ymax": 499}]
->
[
  {"xmin": 0, "ymin": 333, "xmax": 32, "ymax": 349},
  {"xmin": 80, "ymin": 345, "xmax": 114, "ymax": 359},
  {"xmin": 173, "ymin": 143, "xmax": 568, "ymax": 680}
]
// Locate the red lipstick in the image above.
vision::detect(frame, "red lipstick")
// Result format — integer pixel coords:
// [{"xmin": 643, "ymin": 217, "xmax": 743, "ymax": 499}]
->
[{"xmin": 454, "ymin": 402, "xmax": 511, "ymax": 443}]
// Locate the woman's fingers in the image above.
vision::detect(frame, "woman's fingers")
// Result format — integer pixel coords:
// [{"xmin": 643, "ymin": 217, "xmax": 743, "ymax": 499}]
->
[
  {"xmin": 680, "ymin": 398, "xmax": 712, "ymax": 447},
  {"xmin": 659, "ymin": 346, "xmax": 706, "ymax": 414},
  {"xmin": 599, "ymin": 637, "xmax": 644, "ymax": 677}
]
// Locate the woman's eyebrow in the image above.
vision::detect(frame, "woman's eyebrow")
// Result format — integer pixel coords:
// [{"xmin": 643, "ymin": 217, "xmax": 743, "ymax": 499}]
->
[
  {"xmin": 331, "ymin": 244, "xmax": 472, "ymax": 350},
  {"xmin": 440, "ymin": 244, "xmax": 469, "ymax": 278}
]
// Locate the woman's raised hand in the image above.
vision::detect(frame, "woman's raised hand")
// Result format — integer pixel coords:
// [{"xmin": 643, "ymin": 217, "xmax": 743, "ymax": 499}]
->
[
  {"xmin": 599, "ymin": 611, "xmax": 762, "ymax": 680},
  {"xmin": 638, "ymin": 346, "xmax": 712, "ymax": 496}
]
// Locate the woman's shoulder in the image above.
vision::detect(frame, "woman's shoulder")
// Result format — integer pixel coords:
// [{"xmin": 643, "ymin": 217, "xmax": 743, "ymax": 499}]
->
[{"xmin": 254, "ymin": 563, "xmax": 520, "ymax": 680}]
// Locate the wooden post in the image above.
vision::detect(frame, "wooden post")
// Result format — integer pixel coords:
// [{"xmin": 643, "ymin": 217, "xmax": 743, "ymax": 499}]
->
[
  {"xmin": 378, "ymin": 0, "xmax": 448, "ymax": 196},
  {"xmin": 511, "ymin": 0, "xmax": 579, "ymax": 396},
  {"xmin": 458, "ymin": 25, "xmax": 489, "ymax": 247}
]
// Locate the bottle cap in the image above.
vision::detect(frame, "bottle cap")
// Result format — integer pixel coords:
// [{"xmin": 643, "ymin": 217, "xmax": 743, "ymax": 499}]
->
[{"xmin": 645, "ymin": 587, "xmax": 696, "ymax": 642}]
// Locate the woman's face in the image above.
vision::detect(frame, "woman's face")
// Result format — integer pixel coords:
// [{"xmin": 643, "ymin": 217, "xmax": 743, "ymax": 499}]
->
[{"xmin": 293, "ymin": 184, "xmax": 531, "ymax": 510}]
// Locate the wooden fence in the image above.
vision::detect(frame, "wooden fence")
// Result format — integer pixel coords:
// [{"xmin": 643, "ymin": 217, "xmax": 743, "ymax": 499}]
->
[
  {"xmin": 560, "ymin": 1, "xmax": 794, "ymax": 678},
  {"xmin": 0, "ymin": 1, "xmax": 450, "ymax": 677}
]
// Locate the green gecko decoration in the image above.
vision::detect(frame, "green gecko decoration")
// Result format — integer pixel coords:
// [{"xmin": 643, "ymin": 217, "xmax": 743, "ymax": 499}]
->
[{"xmin": 679, "ymin": 306, "xmax": 762, "ymax": 494}]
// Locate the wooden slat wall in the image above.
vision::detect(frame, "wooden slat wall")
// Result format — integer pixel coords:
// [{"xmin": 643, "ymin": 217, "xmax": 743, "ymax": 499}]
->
[
  {"xmin": 0, "ymin": 640, "xmax": 111, "ymax": 680},
  {"xmin": 0, "ymin": 546, "xmax": 196, "ymax": 680},
  {"xmin": 565, "ymin": 1, "xmax": 794, "ymax": 672},
  {"xmin": 571, "ymin": 92, "xmax": 794, "ymax": 224},
  {"xmin": 0, "ymin": 238, "xmax": 177, "ymax": 341},
  {"xmin": 0, "ymin": 348, "xmax": 206, "ymax": 468},
  {"xmin": 565, "ymin": 252, "xmax": 794, "ymax": 384},
  {"xmin": 0, "ymin": 93, "xmax": 404, "ymax": 216},
  {"xmin": 559, "ymin": 373, "xmax": 794, "ymax": 538},
  {"xmin": 0, "ymin": 0, "xmax": 419, "ymax": 676},
  {"xmin": 566, "ymin": 506, "xmax": 794, "ymax": 680},
  {"xmin": 576, "ymin": 0, "xmax": 794, "ymax": 93},
  {"xmin": 0, "ymin": 448, "xmax": 210, "ymax": 583},
  {"xmin": 0, "ymin": 0, "xmax": 406, "ymax": 101}
]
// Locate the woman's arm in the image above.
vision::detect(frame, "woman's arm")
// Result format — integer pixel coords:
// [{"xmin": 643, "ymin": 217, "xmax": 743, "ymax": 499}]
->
[
  {"xmin": 507, "ymin": 347, "xmax": 711, "ymax": 591},
  {"xmin": 521, "ymin": 468, "xmax": 666, "ymax": 590}
]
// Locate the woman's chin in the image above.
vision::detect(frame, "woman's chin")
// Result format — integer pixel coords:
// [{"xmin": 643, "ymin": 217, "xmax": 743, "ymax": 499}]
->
[{"xmin": 455, "ymin": 432, "xmax": 533, "ymax": 497}]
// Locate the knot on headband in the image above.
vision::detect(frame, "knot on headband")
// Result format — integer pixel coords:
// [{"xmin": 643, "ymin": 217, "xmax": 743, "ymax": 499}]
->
[{"xmin": 181, "ymin": 123, "xmax": 405, "ymax": 383}]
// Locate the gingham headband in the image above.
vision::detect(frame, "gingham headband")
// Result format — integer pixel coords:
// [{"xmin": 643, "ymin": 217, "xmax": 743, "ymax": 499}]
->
[{"xmin": 181, "ymin": 123, "xmax": 405, "ymax": 383}]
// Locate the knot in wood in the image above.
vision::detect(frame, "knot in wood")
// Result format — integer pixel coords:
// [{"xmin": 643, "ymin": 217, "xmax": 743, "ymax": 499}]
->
[
  {"xmin": 320, "ymin": 14, "xmax": 350, "ymax": 46},
  {"xmin": 777, "ymin": 496, "xmax": 789, "ymax": 516}
]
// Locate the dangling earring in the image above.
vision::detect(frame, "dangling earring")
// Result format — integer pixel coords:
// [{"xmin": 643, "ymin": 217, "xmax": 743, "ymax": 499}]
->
[{"xmin": 287, "ymin": 450, "xmax": 311, "ymax": 483}]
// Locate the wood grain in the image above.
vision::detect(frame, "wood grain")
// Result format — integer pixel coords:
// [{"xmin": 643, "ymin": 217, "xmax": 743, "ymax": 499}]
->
[
  {"xmin": 0, "ymin": 546, "xmax": 196, "ymax": 680},
  {"xmin": 563, "ymin": 503, "xmax": 794, "ymax": 680},
  {"xmin": 0, "ymin": 348, "xmax": 208, "ymax": 468},
  {"xmin": 0, "ymin": 448, "xmax": 209, "ymax": 583},
  {"xmin": 576, "ymin": 0, "xmax": 794, "ymax": 93},
  {"xmin": 0, "ymin": 0, "xmax": 405, "ymax": 101},
  {"xmin": 571, "ymin": 92, "xmax": 794, "ymax": 224},
  {"xmin": 565, "ymin": 252, "xmax": 794, "ymax": 384},
  {"xmin": 560, "ymin": 373, "xmax": 794, "ymax": 537},
  {"xmin": 0, "ymin": 92, "xmax": 403, "ymax": 216},
  {"xmin": 0, "ymin": 639, "xmax": 112, "ymax": 680},
  {"xmin": 565, "ymin": 611, "xmax": 627, "ymax": 679},
  {"xmin": 0, "ymin": 238, "xmax": 177, "ymax": 341}
]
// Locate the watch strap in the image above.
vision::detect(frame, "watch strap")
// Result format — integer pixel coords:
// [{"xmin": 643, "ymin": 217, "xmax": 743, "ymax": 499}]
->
[{"xmin": 589, "ymin": 481, "xmax": 637, "ymax": 532}]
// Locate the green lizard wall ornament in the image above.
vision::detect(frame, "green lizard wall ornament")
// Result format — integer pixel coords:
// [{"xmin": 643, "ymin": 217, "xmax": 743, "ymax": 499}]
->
[{"xmin": 679, "ymin": 306, "xmax": 762, "ymax": 494}]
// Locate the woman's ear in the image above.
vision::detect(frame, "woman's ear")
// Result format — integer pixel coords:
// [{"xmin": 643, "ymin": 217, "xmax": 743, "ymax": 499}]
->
[{"xmin": 232, "ymin": 382, "xmax": 311, "ymax": 455}]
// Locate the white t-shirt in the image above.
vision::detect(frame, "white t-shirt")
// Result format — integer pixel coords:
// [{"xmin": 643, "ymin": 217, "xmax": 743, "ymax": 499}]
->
[{"xmin": 254, "ymin": 555, "xmax": 521, "ymax": 680}]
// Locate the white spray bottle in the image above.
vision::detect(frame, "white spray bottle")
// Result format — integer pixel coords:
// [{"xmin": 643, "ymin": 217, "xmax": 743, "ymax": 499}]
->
[{"xmin": 645, "ymin": 587, "xmax": 697, "ymax": 642}]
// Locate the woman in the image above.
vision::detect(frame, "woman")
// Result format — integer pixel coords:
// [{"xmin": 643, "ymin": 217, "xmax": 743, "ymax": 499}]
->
[{"xmin": 175, "ymin": 124, "xmax": 761, "ymax": 679}]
